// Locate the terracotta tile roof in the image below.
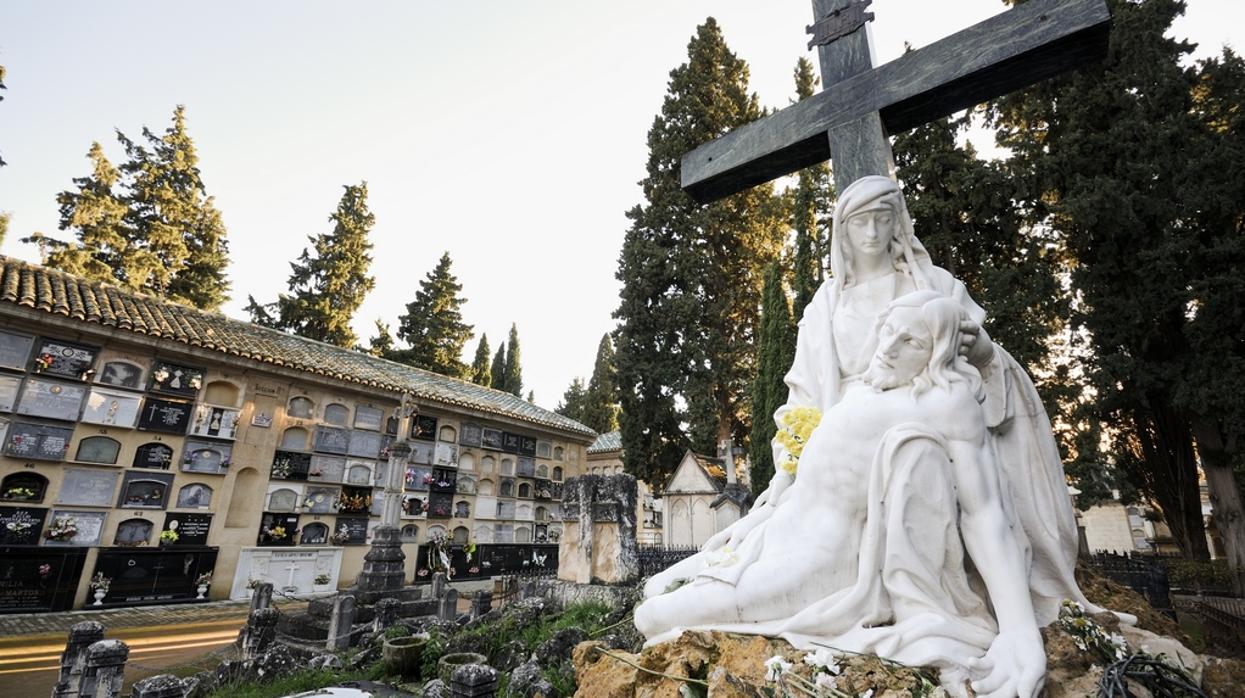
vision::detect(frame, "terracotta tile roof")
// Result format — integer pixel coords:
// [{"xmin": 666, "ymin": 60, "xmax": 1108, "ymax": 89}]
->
[
  {"xmin": 0, "ymin": 256, "xmax": 595, "ymax": 439},
  {"xmin": 587, "ymin": 430, "xmax": 621, "ymax": 454}
]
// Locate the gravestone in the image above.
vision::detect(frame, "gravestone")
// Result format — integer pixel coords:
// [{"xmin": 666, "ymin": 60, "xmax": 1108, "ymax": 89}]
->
[
  {"xmin": 51, "ymin": 620, "xmax": 105, "ymax": 698},
  {"xmin": 97, "ymin": 361, "xmax": 144, "ymax": 389},
  {"xmin": 189, "ymin": 405, "xmax": 239, "ymax": 440},
  {"xmin": 230, "ymin": 547, "xmax": 342, "ymax": 599},
  {"xmin": 347, "ymin": 430, "xmax": 384, "ymax": 458},
  {"xmin": 136, "ymin": 397, "xmax": 192, "ymax": 434},
  {"xmin": 32, "ymin": 339, "xmax": 98, "ymax": 380},
  {"xmin": 57, "ymin": 469, "xmax": 119, "ymax": 506},
  {"xmin": 0, "ymin": 505, "xmax": 46, "ymax": 545},
  {"xmin": 0, "ymin": 374, "xmax": 21, "ymax": 412},
  {"xmin": 313, "ymin": 426, "xmax": 349, "ymax": 455},
  {"xmin": 174, "ymin": 484, "xmax": 213, "ymax": 509},
  {"xmin": 117, "ymin": 471, "xmax": 174, "ymax": 509},
  {"xmin": 93, "ymin": 547, "xmax": 217, "ymax": 605},
  {"xmin": 558, "ymin": 474, "xmax": 639, "ymax": 585},
  {"xmin": 438, "ymin": 588, "xmax": 459, "ymax": 622},
  {"xmin": 237, "ymin": 607, "xmax": 278, "ymax": 660},
  {"xmin": 303, "ymin": 486, "xmax": 339, "ymax": 513},
  {"xmin": 44, "ymin": 510, "xmax": 108, "ymax": 546},
  {"xmin": 3, "ymin": 422, "xmax": 74, "ymax": 460},
  {"xmin": 372, "ymin": 597, "xmax": 401, "ymax": 633},
  {"xmin": 325, "ymin": 594, "xmax": 357, "ymax": 650},
  {"xmin": 0, "ymin": 546, "xmax": 89, "ymax": 612},
  {"xmin": 147, "ymin": 361, "xmax": 203, "ymax": 397},
  {"xmin": 308, "ymin": 455, "xmax": 345, "ymax": 483},
  {"xmin": 180, "ymin": 440, "xmax": 232, "ymax": 474},
  {"xmin": 450, "ymin": 664, "xmax": 499, "ymax": 698},
  {"xmin": 250, "ymin": 582, "xmax": 274, "ymax": 611},
  {"xmin": 162, "ymin": 513, "xmax": 212, "ymax": 545},
  {"xmin": 133, "ymin": 443, "xmax": 174, "ymax": 470},
  {"xmin": 80, "ymin": 388, "xmax": 142, "ymax": 428},
  {"xmin": 459, "ymin": 423, "xmax": 483, "ymax": 448},
  {"xmin": 130, "ymin": 674, "xmax": 190, "ymax": 698},
  {"xmin": 353, "ymin": 405, "xmax": 384, "ymax": 431},
  {"xmin": 470, "ymin": 592, "xmax": 492, "ymax": 620},
  {"xmin": 77, "ymin": 639, "xmax": 129, "ymax": 698},
  {"xmin": 0, "ymin": 330, "xmax": 34, "ymax": 370}
]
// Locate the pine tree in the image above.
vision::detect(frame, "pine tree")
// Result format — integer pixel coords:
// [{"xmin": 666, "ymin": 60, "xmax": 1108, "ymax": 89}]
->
[
  {"xmin": 490, "ymin": 344, "xmax": 507, "ymax": 391},
  {"xmin": 121, "ymin": 106, "xmax": 231, "ymax": 309},
  {"xmin": 748, "ymin": 263, "xmax": 796, "ymax": 497},
  {"xmin": 790, "ymin": 57, "xmax": 833, "ymax": 317},
  {"xmin": 502, "ymin": 323, "xmax": 523, "ymax": 397},
  {"xmin": 614, "ymin": 18, "xmax": 786, "ymax": 484},
  {"xmin": 580, "ymin": 334, "xmax": 620, "ymax": 433},
  {"xmin": 557, "ymin": 377, "xmax": 588, "ymax": 423},
  {"xmin": 527, "ymin": 390, "xmax": 535, "ymax": 403},
  {"xmin": 394, "ymin": 252, "xmax": 473, "ymax": 378},
  {"xmin": 369, "ymin": 320, "xmax": 396, "ymax": 358},
  {"xmin": 247, "ymin": 182, "xmax": 375, "ymax": 347},
  {"xmin": 27, "ymin": 142, "xmax": 146, "ymax": 287},
  {"xmin": 470, "ymin": 334, "xmax": 493, "ymax": 386}
]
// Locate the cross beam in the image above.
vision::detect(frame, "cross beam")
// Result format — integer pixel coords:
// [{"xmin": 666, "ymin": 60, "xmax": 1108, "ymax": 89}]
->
[{"xmin": 681, "ymin": 0, "xmax": 1110, "ymax": 202}]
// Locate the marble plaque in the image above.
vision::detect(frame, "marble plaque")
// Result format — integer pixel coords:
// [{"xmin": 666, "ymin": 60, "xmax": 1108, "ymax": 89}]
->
[
  {"xmin": 137, "ymin": 397, "xmax": 193, "ymax": 434},
  {"xmin": 81, "ymin": 388, "xmax": 142, "ymax": 428},
  {"xmin": 434, "ymin": 442, "xmax": 458, "ymax": 466},
  {"xmin": 44, "ymin": 510, "xmax": 107, "ymax": 546},
  {"xmin": 4, "ymin": 423, "xmax": 73, "ymax": 461},
  {"xmin": 75, "ymin": 436, "xmax": 121, "ymax": 464},
  {"xmin": 33, "ymin": 339, "xmax": 98, "ymax": 380},
  {"xmin": 15, "ymin": 379, "xmax": 86, "ymax": 421},
  {"xmin": 118, "ymin": 471, "xmax": 174, "ymax": 509},
  {"xmin": 353, "ymin": 405, "xmax": 383, "ymax": 431},
  {"xmin": 308, "ymin": 455, "xmax": 345, "ymax": 483},
  {"xmin": 409, "ymin": 440, "xmax": 434, "ymax": 465},
  {"xmin": 266, "ymin": 486, "xmax": 302, "ymax": 512},
  {"xmin": 148, "ymin": 361, "xmax": 204, "ymax": 397},
  {"xmin": 188, "ymin": 405, "xmax": 239, "ymax": 440},
  {"xmin": 0, "ymin": 506, "xmax": 47, "ymax": 545},
  {"xmin": 57, "ymin": 469, "xmax": 120, "ymax": 506},
  {"xmin": 162, "ymin": 513, "xmax": 211, "ymax": 545},
  {"xmin": 502, "ymin": 432, "xmax": 522, "ymax": 454},
  {"xmin": 181, "ymin": 440, "xmax": 232, "ymax": 475},
  {"xmin": 520, "ymin": 436, "xmax": 537, "ymax": 456},
  {"xmin": 517, "ymin": 456, "xmax": 535, "ymax": 477},
  {"xmin": 344, "ymin": 461, "xmax": 373, "ymax": 486},
  {"xmin": 175, "ymin": 483, "xmax": 213, "ymax": 509},
  {"xmin": 412, "ymin": 415, "xmax": 437, "ymax": 441},
  {"xmin": 536, "ymin": 440, "xmax": 552, "ymax": 459},
  {"xmin": 0, "ymin": 331, "xmax": 34, "ymax": 370},
  {"xmin": 0, "ymin": 375, "xmax": 20, "ymax": 412},
  {"xmin": 481, "ymin": 428, "xmax": 503, "ymax": 451},
  {"xmin": 405, "ymin": 465, "xmax": 432, "ymax": 491},
  {"xmin": 346, "ymin": 430, "xmax": 382, "ymax": 458},
  {"xmin": 94, "ymin": 547, "xmax": 217, "ymax": 604},
  {"xmin": 271, "ymin": 451, "xmax": 311, "ymax": 481},
  {"xmin": 303, "ymin": 486, "xmax": 338, "ymax": 514},
  {"xmin": 312, "ymin": 426, "xmax": 349, "ymax": 455},
  {"xmin": 334, "ymin": 517, "xmax": 368, "ymax": 545},
  {"xmin": 300, "ymin": 522, "xmax": 329, "ymax": 545},
  {"xmin": 97, "ymin": 361, "xmax": 145, "ymax": 389},
  {"xmin": 459, "ymin": 422, "xmax": 483, "ymax": 447}
]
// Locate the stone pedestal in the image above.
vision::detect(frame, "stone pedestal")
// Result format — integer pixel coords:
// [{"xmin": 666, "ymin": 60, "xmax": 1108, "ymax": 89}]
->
[
  {"xmin": 558, "ymin": 474, "xmax": 639, "ymax": 585},
  {"xmin": 52, "ymin": 620, "xmax": 105, "ymax": 698},
  {"xmin": 354, "ymin": 525, "xmax": 406, "ymax": 596}
]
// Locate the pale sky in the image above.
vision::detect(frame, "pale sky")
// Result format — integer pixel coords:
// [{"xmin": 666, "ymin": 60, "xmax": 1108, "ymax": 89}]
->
[{"xmin": 1, "ymin": 1, "xmax": 1240, "ymax": 410}]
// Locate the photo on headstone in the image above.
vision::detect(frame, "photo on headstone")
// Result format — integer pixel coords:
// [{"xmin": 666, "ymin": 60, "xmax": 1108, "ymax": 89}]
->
[
  {"xmin": 133, "ymin": 442, "xmax": 174, "ymax": 470},
  {"xmin": 353, "ymin": 405, "xmax": 383, "ymax": 431},
  {"xmin": 137, "ymin": 397, "xmax": 193, "ymax": 434},
  {"xmin": 411, "ymin": 415, "xmax": 437, "ymax": 441},
  {"xmin": 117, "ymin": 471, "xmax": 174, "ymax": 509},
  {"xmin": 81, "ymin": 388, "xmax": 142, "ymax": 427},
  {"xmin": 162, "ymin": 513, "xmax": 212, "ymax": 545},
  {"xmin": 97, "ymin": 360, "xmax": 145, "ymax": 389},
  {"xmin": 188, "ymin": 405, "xmax": 239, "ymax": 440},
  {"xmin": 56, "ymin": 469, "xmax": 119, "ymax": 506},
  {"xmin": 15, "ymin": 378, "xmax": 87, "ymax": 421},
  {"xmin": 346, "ymin": 429, "xmax": 383, "ymax": 458},
  {"xmin": 0, "ymin": 330, "xmax": 34, "ymax": 371},
  {"xmin": 312, "ymin": 425, "xmax": 349, "ymax": 455},
  {"xmin": 175, "ymin": 483, "xmax": 213, "ymax": 509},
  {"xmin": 0, "ymin": 506, "xmax": 48, "ymax": 545},
  {"xmin": 148, "ymin": 361, "xmax": 204, "ymax": 397},
  {"xmin": 0, "ymin": 375, "xmax": 21, "ymax": 412},
  {"xmin": 44, "ymin": 510, "xmax": 107, "ymax": 546},
  {"xmin": 258, "ymin": 512, "xmax": 299, "ymax": 546},
  {"xmin": 32, "ymin": 339, "xmax": 98, "ymax": 380},
  {"xmin": 308, "ymin": 455, "xmax": 345, "ymax": 482},
  {"xmin": 180, "ymin": 440, "xmax": 232, "ymax": 475}
]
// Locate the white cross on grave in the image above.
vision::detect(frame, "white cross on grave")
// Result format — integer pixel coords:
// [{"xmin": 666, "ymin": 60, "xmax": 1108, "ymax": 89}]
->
[{"xmin": 282, "ymin": 560, "xmax": 304, "ymax": 592}]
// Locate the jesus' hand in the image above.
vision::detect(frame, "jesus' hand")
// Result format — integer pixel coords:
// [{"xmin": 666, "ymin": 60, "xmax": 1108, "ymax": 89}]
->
[{"xmin": 968, "ymin": 628, "xmax": 1045, "ymax": 698}]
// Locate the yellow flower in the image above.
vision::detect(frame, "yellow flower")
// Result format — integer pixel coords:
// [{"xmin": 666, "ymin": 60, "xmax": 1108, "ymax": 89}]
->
[{"xmin": 775, "ymin": 407, "xmax": 821, "ymax": 477}]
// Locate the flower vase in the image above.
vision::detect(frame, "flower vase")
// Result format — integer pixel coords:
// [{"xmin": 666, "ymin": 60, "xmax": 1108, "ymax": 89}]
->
[
  {"xmin": 93, "ymin": 589, "xmax": 105, "ymax": 606},
  {"xmin": 196, "ymin": 584, "xmax": 207, "ymax": 600}
]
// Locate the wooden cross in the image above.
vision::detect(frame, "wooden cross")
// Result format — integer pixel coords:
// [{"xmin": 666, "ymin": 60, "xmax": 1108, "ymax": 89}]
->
[{"xmin": 680, "ymin": 0, "xmax": 1110, "ymax": 201}]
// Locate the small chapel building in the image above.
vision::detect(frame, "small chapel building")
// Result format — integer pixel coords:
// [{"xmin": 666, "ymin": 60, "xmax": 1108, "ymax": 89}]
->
[{"xmin": 662, "ymin": 447, "xmax": 750, "ymax": 548}]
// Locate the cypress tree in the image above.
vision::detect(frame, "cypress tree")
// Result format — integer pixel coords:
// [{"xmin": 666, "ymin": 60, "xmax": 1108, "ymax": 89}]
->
[
  {"xmin": 490, "ymin": 344, "xmax": 507, "ymax": 391},
  {"xmin": 557, "ymin": 377, "xmax": 588, "ymax": 423},
  {"xmin": 247, "ymin": 182, "xmax": 375, "ymax": 347},
  {"xmin": 368, "ymin": 320, "xmax": 396, "ymax": 359},
  {"xmin": 790, "ymin": 57, "xmax": 833, "ymax": 317},
  {"xmin": 748, "ymin": 263, "xmax": 796, "ymax": 497},
  {"xmin": 395, "ymin": 252, "xmax": 474, "ymax": 378},
  {"xmin": 502, "ymin": 323, "xmax": 523, "ymax": 397},
  {"xmin": 470, "ymin": 334, "xmax": 493, "ymax": 386},
  {"xmin": 614, "ymin": 18, "xmax": 786, "ymax": 484},
  {"xmin": 580, "ymin": 334, "xmax": 620, "ymax": 433},
  {"xmin": 0, "ymin": 63, "xmax": 6, "ymax": 168}
]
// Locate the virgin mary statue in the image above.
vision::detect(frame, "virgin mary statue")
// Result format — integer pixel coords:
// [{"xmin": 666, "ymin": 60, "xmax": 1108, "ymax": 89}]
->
[{"xmin": 637, "ymin": 176, "xmax": 1119, "ymax": 697}]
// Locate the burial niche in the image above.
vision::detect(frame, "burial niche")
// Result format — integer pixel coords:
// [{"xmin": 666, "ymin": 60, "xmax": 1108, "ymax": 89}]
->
[
  {"xmin": 438, "ymin": 425, "xmax": 457, "ymax": 443},
  {"xmin": 76, "ymin": 436, "xmax": 121, "ymax": 465},
  {"xmin": 552, "ymin": 466, "xmax": 563, "ymax": 481},
  {"xmin": 452, "ymin": 526, "xmax": 469, "ymax": 545},
  {"xmin": 324, "ymin": 403, "xmax": 349, "ymax": 426},
  {"xmin": 0, "ymin": 472, "xmax": 47, "ymax": 503},
  {"xmin": 267, "ymin": 488, "xmax": 300, "ymax": 512},
  {"xmin": 280, "ymin": 427, "xmax": 309, "ymax": 450},
  {"xmin": 98, "ymin": 360, "xmax": 144, "ymax": 389},
  {"xmin": 176, "ymin": 483, "xmax": 212, "ymax": 509},
  {"xmin": 454, "ymin": 501, "xmax": 470, "ymax": 518},
  {"xmin": 202, "ymin": 380, "xmax": 241, "ymax": 407},
  {"xmin": 477, "ymin": 479, "xmax": 495, "ymax": 496},
  {"xmin": 119, "ymin": 473, "xmax": 172, "ymax": 509},
  {"xmin": 133, "ymin": 443, "xmax": 173, "ymax": 470},
  {"xmin": 400, "ymin": 524, "xmax": 419, "ymax": 543},
  {"xmin": 287, "ymin": 396, "xmax": 314, "ymax": 419},
  {"xmin": 300, "ymin": 522, "xmax": 329, "ymax": 545},
  {"xmin": 518, "ymin": 483, "xmax": 532, "ymax": 498},
  {"xmin": 115, "ymin": 518, "xmax": 153, "ymax": 546}
]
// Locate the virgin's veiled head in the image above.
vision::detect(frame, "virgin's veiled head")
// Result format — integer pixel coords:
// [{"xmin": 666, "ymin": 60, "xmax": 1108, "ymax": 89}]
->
[{"xmin": 831, "ymin": 175, "xmax": 934, "ymax": 290}]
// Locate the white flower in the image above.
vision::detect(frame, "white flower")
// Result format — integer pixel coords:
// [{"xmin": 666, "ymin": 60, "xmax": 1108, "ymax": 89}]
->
[
  {"xmin": 802, "ymin": 648, "xmax": 840, "ymax": 673},
  {"xmin": 815, "ymin": 673, "xmax": 838, "ymax": 689},
  {"xmin": 859, "ymin": 690, "xmax": 874, "ymax": 698},
  {"xmin": 764, "ymin": 655, "xmax": 792, "ymax": 682}
]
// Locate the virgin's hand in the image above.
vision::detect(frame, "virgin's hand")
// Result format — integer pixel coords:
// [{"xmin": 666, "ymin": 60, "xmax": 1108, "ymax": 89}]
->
[
  {"xmin": 968, "ymin": 629, "xmax": 1045, "ymax": 698},
  {"xmin": 958, "ymin": 319, "xmax": 981, "ymax": 357},
  {"xmin": 703, "ymin": 528, "xmax": 732, "ymax": 552}
]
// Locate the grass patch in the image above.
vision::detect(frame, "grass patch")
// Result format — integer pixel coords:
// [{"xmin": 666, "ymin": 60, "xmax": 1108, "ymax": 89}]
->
[
  {"xmin": 207, "ymin": 664, "xmax": 388, "ymax": 698},
  {"xmin": 456, "ymin": 600, "xmax": 614, "ymax": 660}
]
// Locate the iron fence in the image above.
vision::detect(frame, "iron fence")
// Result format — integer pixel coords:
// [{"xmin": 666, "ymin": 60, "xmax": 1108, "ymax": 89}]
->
[{"xmin": 637, "ymin": 545, "xmax": 698, "ymax": 578}]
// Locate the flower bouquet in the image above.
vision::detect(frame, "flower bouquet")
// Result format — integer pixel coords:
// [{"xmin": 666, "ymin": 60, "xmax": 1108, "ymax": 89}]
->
[
  {"xmin": 2, "ymin": 486, "xmax": 37, "ymax": 501},
  {"xmin": 774, "ymin": 406, "xmax": 823, "ymax": 477},
  {"xmin": 159, "ymin": 529, "xmax": 179, "ymax": 545},
  {"xmin": 44, "ymin": 516, "xmax": 79, "ymax": 542}
]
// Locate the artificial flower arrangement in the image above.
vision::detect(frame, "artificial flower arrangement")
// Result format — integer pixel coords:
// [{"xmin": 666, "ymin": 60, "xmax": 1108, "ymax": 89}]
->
[
  {"xmin": 33, "ymin": 353, "xmax": 55, "ymax": 372},
  {"xmin": 2, "ymin": 486, "xmax": 37, "ymax": 500},
  {"xmin": 159, "ymin": 529, "xmax": 179, "ymax": 545},
  {"xmin": 271, "ymin": 458, "xmax": 293, "ymax": 480},
  {"xmin": 774, "ymin": 406, "xmax": 823, "ymax": 477},
  {"xmin": 4, "ymin": 518, "xmax": 34, "ymax": 535},
  {"xmin": 38, "ymin": 563, "xmax": 52, "ymax": 579},
  {"xmin": 196, "ymin": 571, "xmax": 213, "ymax": 587},
  {"xmin": 152, "ymin": 367, "xmax": 170, "ymax": 384},
  {"xmin": 335, "ymin": 492, "xmax": 372, "ymax": 512},
  {"xmin": 314, "ymin": 573, "xmax": 331, "ymax": 585},
  {"xmin": 263, "ymin": 525, "xmax": 288, "ymax": 541},
  {"xmin": 44, "ymin": 516, "xmax": 79, "ymax": 541},
  {"xmin": 329, "ymin": 525, "xmax": 350, "ymax": 545},
  {"xmin": 89, "ymin": 572, "xmax": 111, "ymax": 594}
]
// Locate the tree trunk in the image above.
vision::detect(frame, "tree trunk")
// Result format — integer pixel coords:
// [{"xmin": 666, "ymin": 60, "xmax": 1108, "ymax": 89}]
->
[
  {"xmin": 1132, "ymin": 398, "xmax": 1210, "ymax": 561},
  {"xmin": 1192, "ymin": 415, "xmax": 1245, "ymax": 594}
]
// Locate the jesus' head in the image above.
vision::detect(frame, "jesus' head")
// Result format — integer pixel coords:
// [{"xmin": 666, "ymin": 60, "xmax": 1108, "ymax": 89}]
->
[{"xmin": 865, "ymin": 290, "xmax": 978, "ymax": 396}]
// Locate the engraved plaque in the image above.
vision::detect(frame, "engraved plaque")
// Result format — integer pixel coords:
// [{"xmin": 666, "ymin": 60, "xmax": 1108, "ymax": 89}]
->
[
  {"xmin": 32, "ymin": 339, "xmax": 97, "ymax": 380},
  {"xmin": 353, "ymin": 405, "xmax": 383, "ymax": 431},
  {"xmin": 0, "ymin": 375, "xmax": 20, "ymax": 412},
  {"xmin": 481, "ymin": 428, "xmax": 503, "ymax": 450},
  {"xmin": 459, "ymin": 422, "xmax": 483, "ymax": 447},
  {"xmin": 308, "ymin": 455, "xmax": 345, "ymax": 483},
  {"xmin": 175, "ymin": 483, "xmax": 213, "ymax": 509},
  {"xmin": 81, "ymin": 388, "xmax": 142, "ymax": 427},
  {"xmin": 57, "ymin": 469, "xmax": 120, "ymax": 506},
  {"xmin": 303, "ymin": 486, "xmax": 339, "ymax": 514},
  {"xmin": 189, "ymin": 405, "xmax": 239, "ymax": 440},
  {"xmin": 181, "ymin": 440, "xmax": 232, "ymax": 475},
  {"xmin": 434, "ymin": 442, "xmax": 458, "ymax": 466},
  {"xmin": 346, "ymin": 430, "xmax": 383, "ymax": 458},
  {"xmin": 312, "ymin": 426, "xmax": 349, "ymax": 455},
  {"xmin": 44, "ymin": 510, "xmax": 107, "ymax": 546},
  {"xmin": 15, "ymin": 379, "xmax": 86, "ymax": 421},
  {"xmin": 117, "ymin": 471, "xmax": 174, "ymax": 509},
  {"xmin": 0, "ymin": 331, "xmax": 34, "ymax": 370},
  {"xmin": 409, "ymin": 440, "xmax": 434, "ymax": 465},
  {"xmin": 133, "ymin": 443, "xmax": 174, "ymax": 470},
  {"xmin": 137, "ymin": 398, "xmax": 193, "ymax": 434},
  {"xmin": 148, "ymin": 361, "xmax": 204, "ymax": 397},
  {"xmin": 4, "ymin": 422, "xmax": 74, "ymax": 461}
]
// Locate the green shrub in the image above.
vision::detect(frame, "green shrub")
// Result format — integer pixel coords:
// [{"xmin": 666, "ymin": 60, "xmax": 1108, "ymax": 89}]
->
[{"xmin": 1165, "ymin": 560, "xmax": 1239, "ymax": 589}]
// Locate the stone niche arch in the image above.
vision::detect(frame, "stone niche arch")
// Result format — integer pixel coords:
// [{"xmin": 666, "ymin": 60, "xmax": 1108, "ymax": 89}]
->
[
  {"xmin": 459, "ymin": 453, "xmax": 476, "ymax": 472},
  {"xmin": 536, "ymin": 464, "xmax": 548, "ymax": 478},
  {"xmin": 203, "ymin": 380, "xmax": 242, "ymax": 407},
  {"xmin": 473, "ymin": 524, "xmax": 493, "ymax": 544},
  {"xmin": 300, "ymin": 522, "xmax": 329, "ymax": 545},
  {"xmin": 176, "ymin": 483, "xmax": 213, "ymax": 509},
  {"xmin": 280, "ymin": 427, "xmax": 309, "ymax": 451},
  {"xmin": 133, "ymin": 443, "xmax": 173, "ymax": 469},
  {"xmin": 76, "ymin": 436, "xmax": 121, "ymax": 465},
  {"xmin": 400, "ymin": 524, "xmax": 420, "ymax": 543},
  {"xmin": 438, "ymin": 425, "xmax": 457, "ymax": 443},
  {"xmin": 98, "ymin": 360, "xmax": 145, "ymax": 389},
  {"xmin": 477, "ymin": 479, "xmax": 495, "ymax": 496},
  {"xmin": 324, "ymin": 403, "xmax": 350, "ymax": 426},
  {"xmin": 552, "ymin": 466, "xmax": 563, "ymax": 481},
  {"xmin": 500, "ymin": 458, "xmax": 515, "ymax": 476},
  {"xmin": 518, "ymin": 482, "xmax": 532, "ymax": 498},
  {"xmin": 226, "ymin": 467, "xmax": 262, "ymax": 528},
  {"xmin": 452, "ymin": 525, "xmax": 469, "ymax": 545},
  {"xmin": 454, "ymin": 500, "xmax": 470, "ymax": 518},
  {"xmin": 535, "ymin": 505, "xmax": 549, "ymax": 522},
  {"xmin": 115, "ymin": 518, "xmax": 153, "ymax": 546},
  {"xmin": 287, "ymin": 396, "xmax": 315, "ymax": 420},
  {"xmin": 480, "ymin": 456, "xmax": 496, "ymax": 474},
  {"xmin": 515, "ymin": 525, "xmax": 532, "ymax": 543},
  {"xmin": 0, "ymin": 472, "xmax": 48, "ymax": 503}
]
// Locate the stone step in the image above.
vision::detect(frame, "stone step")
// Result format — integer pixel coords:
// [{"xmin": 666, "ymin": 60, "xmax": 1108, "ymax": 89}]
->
[{"xmin": 277, "ymin": 613, "xmax": 332, "ymax": 642}]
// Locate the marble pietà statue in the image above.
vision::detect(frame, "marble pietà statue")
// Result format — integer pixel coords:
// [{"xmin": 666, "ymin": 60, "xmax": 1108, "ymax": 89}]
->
[{"xmin": 636, "ymin": 176, "xmax": 1125, "ymax": 698}]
